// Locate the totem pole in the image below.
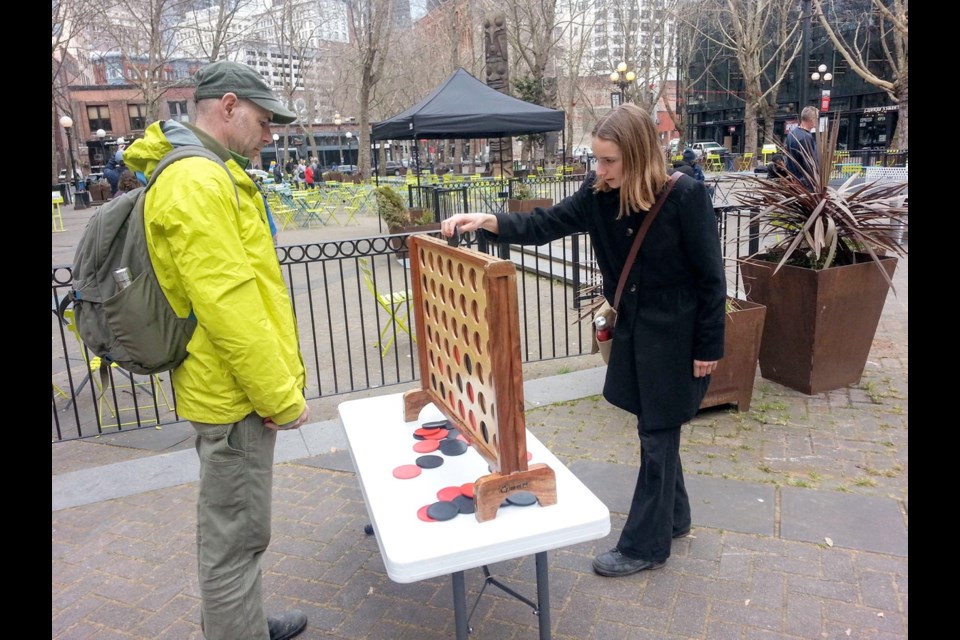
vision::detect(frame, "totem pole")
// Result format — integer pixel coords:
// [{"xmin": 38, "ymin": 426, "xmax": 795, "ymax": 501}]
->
[{"xmin": 484, "ymin": 12, "xmax": 513, "ymax": 178}]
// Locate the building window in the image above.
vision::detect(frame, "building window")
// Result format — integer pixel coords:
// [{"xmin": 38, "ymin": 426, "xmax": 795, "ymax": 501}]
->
[
  {"xmin": 87, "ymin": 105, "xmax": 111, "ymax": 132},
  {"xmin": 168, "ymin": 100, "xmax": 189, "ymax": 122},
  {"xmin": 128, "ymin": 104, "xmax": 147, "ymax": 130}
]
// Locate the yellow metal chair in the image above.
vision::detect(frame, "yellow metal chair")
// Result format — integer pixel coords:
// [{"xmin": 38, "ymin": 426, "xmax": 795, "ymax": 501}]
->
[
  {"xmin": 704, "ymin": 153, "xmax": 724, "ymax": 172},
  {"xmin": 61, "ymin": 308, "xmax": 173, "ymax": 428},
  {"xmin": 52, "ymin": 191, "xmax": 65, "ymax": 232},
  {"xmin": 358, "ymin": 259, "xmax": 414, "ymax": 356},
  {"xmin": 736, "ymin": 152, "xmax": 755, "ymax": 171}
]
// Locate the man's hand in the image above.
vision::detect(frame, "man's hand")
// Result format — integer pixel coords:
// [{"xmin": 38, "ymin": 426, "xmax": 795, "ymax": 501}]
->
[{"xmin": 263, "ymin": 405, "xmax": 311, "ymax": 431}]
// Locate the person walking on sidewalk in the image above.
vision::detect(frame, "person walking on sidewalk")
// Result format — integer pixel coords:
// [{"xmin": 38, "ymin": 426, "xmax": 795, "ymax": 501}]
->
[
  {"xmin": 440, "ymin": 103, "xmax": 726, "ymax": 577},
  {"xmin": 122, "ymin": 60, "xmax": 310, "ymax": 640}
]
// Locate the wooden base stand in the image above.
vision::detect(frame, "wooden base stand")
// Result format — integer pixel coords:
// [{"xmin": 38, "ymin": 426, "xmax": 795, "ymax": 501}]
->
[
  {"xmin": 472, "ymin": 464, "xmax": 557, "ymax": 522},
  {"xmin": 403, "ymin": 389, "xmax": 432, "ymax": 423}
]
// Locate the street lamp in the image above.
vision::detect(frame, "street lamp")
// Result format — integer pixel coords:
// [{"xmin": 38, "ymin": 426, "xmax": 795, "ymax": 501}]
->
[
  {"xmin": 59, "ymin": 115, "xmax": 87, "ymax": 210},
  {"xmin": 345, "ymin": 131, "xmax": 353, "ymax": 165},
  {"xmin": 609, "ymin": 62, "xmax": 636, "ymax": 107},
  {"xmin": 272, "ymin": 133, "xmax": 280, "ymax": 165},
  {"xmin": 811, "ymin": 63, "xmax": 834, "ymax": 130},
  {"xmin": 334, "ymin": 112, "xmax": 343, "ymax": 165},
  {"xmin": 96, "ymin": 128, "xmax": 106, "ymax": 172}
]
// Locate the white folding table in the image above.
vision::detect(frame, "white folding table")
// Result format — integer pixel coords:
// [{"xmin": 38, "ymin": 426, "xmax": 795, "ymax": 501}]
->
[{"xmin": 338, "ymin": 392, "xmax": 611, "ymax": 639}]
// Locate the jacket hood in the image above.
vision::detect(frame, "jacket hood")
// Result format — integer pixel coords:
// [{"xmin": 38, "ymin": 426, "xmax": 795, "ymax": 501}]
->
[{"xmin": 122, "ymin": 120, "xmax": 206, "ymax": 181}]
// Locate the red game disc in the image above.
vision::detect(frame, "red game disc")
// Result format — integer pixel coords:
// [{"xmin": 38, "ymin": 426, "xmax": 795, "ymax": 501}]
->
[
  {"xmin": 414, "ymin": 427, "xmax": 449, "ymax": 439},
  {"xmin": 437, "ymin": 486, "xmax": 463, "ymax": 502},
  {"xmin": 413, "ymin": 440, "xmax": 440, "ymax": 453},
  {"xmin": 527, "ymin": 451, "xmax": 534, "ymax": 462},
  {"xmin": 393, "ymin": 464, "xmax": 422, "ymax": 479},
  {"xmin": 460, "ymin": 482, "xmax": 475, "ymax": 498},
  {"xmin": 417, "ymin": 504, "xmax": 437, "ymax": 522}
]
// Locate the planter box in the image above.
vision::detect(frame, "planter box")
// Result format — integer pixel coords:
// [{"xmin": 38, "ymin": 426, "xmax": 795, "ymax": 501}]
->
[
  {"xmin": 739, "ymin": 254, "xmax": 897, "ymax": 395},
  {"xmin": 700, "ymin": 298, "xmax": 766, "ymax": 412},
  {"xmin": 507, "ymin": 198, "xmax": 553, "ymax": 213},
  {"xmin": 388, "ymin": 221, "xmax": 441, "ymax": 261}
]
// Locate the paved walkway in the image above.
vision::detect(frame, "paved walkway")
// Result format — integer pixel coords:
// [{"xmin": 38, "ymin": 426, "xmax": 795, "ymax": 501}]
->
[
  {"xmin": 52, "ymin": 191, "xmax": 907, "ymax": 639},
  {"xmin": 52, "ymin": 247, "xmax": 907, "ymax": 639}
]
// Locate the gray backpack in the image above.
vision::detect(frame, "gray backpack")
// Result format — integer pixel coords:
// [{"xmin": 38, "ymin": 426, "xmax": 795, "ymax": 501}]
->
[{"xmin": 58, "ymin": 146, "xmax": 238, "ymax": 376}]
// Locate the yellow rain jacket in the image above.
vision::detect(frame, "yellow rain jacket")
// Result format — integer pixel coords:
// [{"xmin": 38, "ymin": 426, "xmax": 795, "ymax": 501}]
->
[{"xmin": 123, "ymin": 121, "xmax": 306, "ymax": 426}]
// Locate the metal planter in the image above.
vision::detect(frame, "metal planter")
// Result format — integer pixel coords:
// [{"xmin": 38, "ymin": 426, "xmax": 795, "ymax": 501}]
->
[
  {"xmin": 700, "ymin": 298, "xmax": 766, "ymax": 412},
  {"xmin": 739, "ymin": 255, "xmax": 898, "ymax": 395}
]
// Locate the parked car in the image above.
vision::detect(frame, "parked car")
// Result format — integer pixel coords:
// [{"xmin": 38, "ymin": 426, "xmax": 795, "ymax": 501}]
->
[
  {"xmin": 384, "ymin": 160, "xmax": 404, "ymax": 175},
  {"xmin": 337, "ymin": 164, "xmax": 359, "ymax": 175},
  {"xmin": 691, "ymin": 141, "xmax": 728, "ymax": 159}
]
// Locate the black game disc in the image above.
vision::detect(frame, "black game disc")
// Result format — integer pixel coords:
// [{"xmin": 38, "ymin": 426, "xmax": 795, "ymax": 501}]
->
[
  {"xmin": 453, "ymin": 494, "xmax": 475, "ymax": 514},
  {"xmin": 439, "ymin": 439, "xmax": 469, "ymax": 456},
  {"xmin": 415, "ymin": 455, "xmax": 444, "ymax": 469},
  {"xmin": 506, "ymin": 491, "xmax": 538, "ymax": 506},
  {"xmin": 426, "ymin": 500, "xmax": 460, "ymax": 521},
  {"xmin": 445, "ymin": 428, "xmax": 460, "ymax": 440},
  {"xmin": 421, "ymin": 419, "xmax": 451, "ymax": 429}
]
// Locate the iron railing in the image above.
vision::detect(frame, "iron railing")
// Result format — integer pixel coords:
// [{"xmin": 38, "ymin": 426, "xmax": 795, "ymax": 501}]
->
[{"xmin": 53, "ymin": 195, "xmax": 760, "ymax": 442}]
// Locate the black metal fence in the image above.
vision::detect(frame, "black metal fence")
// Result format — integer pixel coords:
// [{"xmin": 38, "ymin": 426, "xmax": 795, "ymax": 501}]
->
[{"xmin": 52, "ymin": 189, "xmax": 758, "ymax": 442}]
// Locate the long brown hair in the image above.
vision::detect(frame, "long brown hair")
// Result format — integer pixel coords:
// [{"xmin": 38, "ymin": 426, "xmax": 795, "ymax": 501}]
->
[{"xmin": 591, "ymin": 103, "xmax": 669, "ymax": 219}]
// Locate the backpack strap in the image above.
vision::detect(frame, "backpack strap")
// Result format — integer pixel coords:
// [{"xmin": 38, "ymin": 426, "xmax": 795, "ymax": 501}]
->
[{"xmin": 143, "ymin": 146, "xmax": 241, "ymax": 323}]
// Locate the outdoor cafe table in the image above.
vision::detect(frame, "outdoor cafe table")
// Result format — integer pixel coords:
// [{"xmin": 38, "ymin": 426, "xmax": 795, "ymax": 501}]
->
[{"xmin": 338, "ymin": 392, "xmax": 611, "ymax": 640}]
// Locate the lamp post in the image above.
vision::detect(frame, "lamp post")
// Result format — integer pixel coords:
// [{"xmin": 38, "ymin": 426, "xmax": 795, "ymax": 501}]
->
[
  {"xmin": 96, "ymin": 128, "xmax": 106, "ymax": 172},
  {"xmin": 334, "ymin": 112, "xmax": 343, "ymax": 166},
  {"xmin": 609, "ymin": 62, "xmax": 636, "ymax": 108},
  {"xmin": 272, "ymin": 133, "xmax": 280, "ymax": 165},
  {"xmin": 345, "ymin": 131, "xmax": 353, "ymax": 165},
  {"xmin": 811, "ymin": 63, "xmax": 833, "ymax": 131},
  {"xmin": 59, "ymin": 115, "xmax": 87, "ymax": 210}
]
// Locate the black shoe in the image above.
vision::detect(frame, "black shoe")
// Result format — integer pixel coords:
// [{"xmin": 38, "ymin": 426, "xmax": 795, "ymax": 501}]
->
[
  {"xmin": 268, "ymin": 610, "xmax": 308, "ymax": 640},
  {"xmin": 673, "ymin": 527, "xmax": 691, "ymax": 539},
  {"xmin": 592, "ymin": 549, "xmax": 665, "ymax": 577}
]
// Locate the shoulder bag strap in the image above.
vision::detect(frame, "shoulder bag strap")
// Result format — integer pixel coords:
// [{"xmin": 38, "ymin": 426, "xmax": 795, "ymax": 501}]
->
[{"xmin": 611, "ymin": 171, "xmax": 683, "ymax": 312}]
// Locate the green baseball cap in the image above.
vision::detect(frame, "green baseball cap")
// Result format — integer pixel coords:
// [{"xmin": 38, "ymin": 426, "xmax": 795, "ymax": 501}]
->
[{"xmin": 194, "ymin": 60, "xmax": 297, "ymax": 124}]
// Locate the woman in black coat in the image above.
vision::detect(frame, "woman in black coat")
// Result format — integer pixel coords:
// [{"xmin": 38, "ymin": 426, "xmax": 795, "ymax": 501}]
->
[{"xmin": 441, "ymin": 104, "xmax": 726, "ymax": 577}]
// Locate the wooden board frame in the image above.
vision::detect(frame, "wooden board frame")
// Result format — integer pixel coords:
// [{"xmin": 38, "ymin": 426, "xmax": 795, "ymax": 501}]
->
[{"xmin": 402, "ymin": 235, "xmax": 556, "ymax": 521}]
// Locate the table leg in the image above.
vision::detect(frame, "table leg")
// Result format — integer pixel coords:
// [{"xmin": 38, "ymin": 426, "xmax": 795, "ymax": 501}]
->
[
  {"xmin": 452, "ymin": 570, "xmax": 469, "ymax": 640},
  {"xmin": 536, "ymin": 551, "xmax": 551, "ymax": 640}
]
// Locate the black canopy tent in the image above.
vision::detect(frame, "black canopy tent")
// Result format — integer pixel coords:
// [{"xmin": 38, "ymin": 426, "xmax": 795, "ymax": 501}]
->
[{"xmin": 371, "ymin": 67, "xmax": 565, "ymax": 187}]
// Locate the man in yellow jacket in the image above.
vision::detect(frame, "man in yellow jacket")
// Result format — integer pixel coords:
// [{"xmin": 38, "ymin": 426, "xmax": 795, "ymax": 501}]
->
[{"xmin": 123, "ymin": 61, "xmax": 309, "ymax": 640}]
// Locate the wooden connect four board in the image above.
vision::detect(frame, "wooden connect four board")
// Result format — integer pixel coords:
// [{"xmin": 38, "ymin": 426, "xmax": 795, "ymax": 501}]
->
[{"xmin": 403, "ymin": 235, "xmax": 556, "ymax": 522}]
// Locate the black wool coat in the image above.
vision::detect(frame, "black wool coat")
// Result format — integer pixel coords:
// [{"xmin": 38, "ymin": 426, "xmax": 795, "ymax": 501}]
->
[{"xmin": 488, "ymin": 172, "xmax": 726, "ymax": 429}]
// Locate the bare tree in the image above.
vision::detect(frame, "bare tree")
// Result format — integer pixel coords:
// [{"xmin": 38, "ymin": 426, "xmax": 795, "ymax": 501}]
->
[
  {"xmin": 178, "ymin": 0, "xmax": 259, "ymax": 62},
  {"xmin": 670, "ymin": 3, "xmax": 721, "ymax": 150},
  {"xmin": 341, "ymin": 0, "xmax": 396, "ymax": 179},
  {"xmin": 53, "ymin": 0, "xmax": 98, "ymax": 182},
  {"xmin": 813, "ymin": 0, "xmax": 907, "ymax": 149},
  {"xmin": 697, "ymin": 0, "xmax": 802, "ymax": 157},
  {"xmin": 500, "ymin": 0, "xmax": 563, "ymax": 164},
  {"xmin": 553, "ymin": 0, "xmax": 598, "ymax": 157},
  {"xmin": 256, "ymin": 0, "xmax": 341, "ymax": 163},
  {"xmin": 89, "ymin": 0, "xmax": 198, "ymax": 124}
]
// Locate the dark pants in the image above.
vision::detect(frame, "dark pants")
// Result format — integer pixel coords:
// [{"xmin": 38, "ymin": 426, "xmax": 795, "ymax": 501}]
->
[{"xmin": 616, "ymin": 422, "xmax": 690, "ymax": 563}]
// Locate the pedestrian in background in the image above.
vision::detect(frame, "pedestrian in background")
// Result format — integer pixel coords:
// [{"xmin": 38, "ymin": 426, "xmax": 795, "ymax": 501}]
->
[
  {"xmin": 672, "ymin": 148, "xmax": 705, "ymax": 182},
  {"xmin": 122, "ymin": 60, "xmax": 310, "ymax": 640},
  {"xmin": 113, "ymin": 169, "xmax": 141, "ymax": 197},
  {"xmin": 786, "ymin": 106, "xmax": 819, "ymax": 188},
  {"xmin": 440, "ymin": 103, "xmax": 726, "ymax": 578},
  {"xmin": 766, "ymin": 152, "xmax": 789, "ymax": 179}
]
